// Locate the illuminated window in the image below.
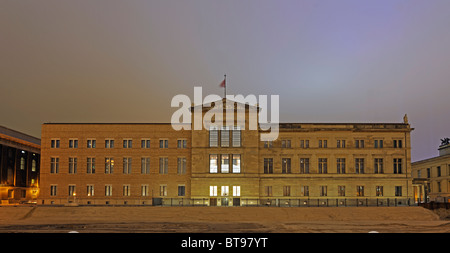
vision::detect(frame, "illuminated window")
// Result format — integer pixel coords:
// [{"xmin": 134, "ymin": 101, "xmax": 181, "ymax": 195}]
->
[
  {"xmin": 357, "ymin": 186, "xmax": 364, "ymax": 196},
  {"xmin": 221, "ymin": 186, "xmax": 229, "ymax": 196},
  {"xmin": 376, "ymin": 186, "xmax": 383, "ymax": 196},
  {"xmin": 141, "ymin": 185, "xmax": 149, "ymax": 197},
  {"xmin": 233, "ymin": 186, "xmax": 241, "ymax": 197},
  {"xmin": 87, "ymin": 185, "xmax": 94, "ymax": 196},
  {"xmin": 50, "ymin": 185, "xmax": 57, "ymax": 196},
  {"xmin": 105, "ymin": 157, "xmax": 114, "ymax": 174},
  {"xmin": 210, "ymin": 186, "xmax": 217, "ymax": 196},
  {"xmin": 209, "ymin": 155, "xmax": 218, "ymax": 173},
  {"xmin": 105, "ymin": 185, "xmax": 112, "ymax": 196},
  {"xmin": 338, "ymin": 186, "xmax": 345, "ymax": 196},
  {"xmin": 232, "ymin": 154, "xmax": 241, "ymax": 173},
  {"xmin": 221, "ymin": 154, "xmax": 229, "ymax": 173},
  {"xmin": 123, "ymin": 185, "xmax": 130, "ymax": 196},
  {"xmin": 159, "ymin": 185, "xmax": 167, "ymax": 197},
  {"xmin": 68, "ymin": 185, "xmax": 76, "ymax": 196}
]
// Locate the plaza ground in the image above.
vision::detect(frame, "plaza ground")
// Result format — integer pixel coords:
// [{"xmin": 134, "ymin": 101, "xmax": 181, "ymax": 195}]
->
[{"xmin": 0, "ymin": 205, "xmax": 448, "ymax": 233}]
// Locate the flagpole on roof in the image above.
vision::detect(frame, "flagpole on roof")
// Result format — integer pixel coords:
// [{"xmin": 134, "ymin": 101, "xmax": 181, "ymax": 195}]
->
[{"xmin": 224, "ymin": 74, "xmax": 226, "ymax": 99}]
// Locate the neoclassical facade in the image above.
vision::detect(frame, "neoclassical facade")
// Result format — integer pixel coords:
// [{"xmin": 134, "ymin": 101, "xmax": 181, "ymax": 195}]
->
[{"xmin": 39, "ymin": 99, "xmax": 414, "ymax": 206}]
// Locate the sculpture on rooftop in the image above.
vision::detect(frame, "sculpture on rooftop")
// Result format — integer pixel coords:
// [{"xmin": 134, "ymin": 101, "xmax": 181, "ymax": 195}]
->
[{"xmin": 440, "ymin": 137, "xmax": 450, "ymax": 146}]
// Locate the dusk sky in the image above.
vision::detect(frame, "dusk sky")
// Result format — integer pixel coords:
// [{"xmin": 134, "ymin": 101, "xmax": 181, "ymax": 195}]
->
[{"xmin": 1, "ymin": 0, "xmax": 450, "ymax": 162}]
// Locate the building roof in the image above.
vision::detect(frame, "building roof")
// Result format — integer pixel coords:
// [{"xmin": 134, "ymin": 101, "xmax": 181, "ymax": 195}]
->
[{"xmin": 0, "ymin": 125, "xmax": 41, "ymax": 146}]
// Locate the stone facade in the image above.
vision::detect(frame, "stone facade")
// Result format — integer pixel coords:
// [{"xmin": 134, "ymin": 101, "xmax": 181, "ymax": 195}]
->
[{"xmin": 39, "ymin": 100, "xmax": 413, "ymax": 206}]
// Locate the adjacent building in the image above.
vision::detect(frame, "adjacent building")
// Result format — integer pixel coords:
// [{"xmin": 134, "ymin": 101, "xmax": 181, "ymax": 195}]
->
[
  {"xmin": 0, "ymin": 125, "xmax": 40, "ymax": 204},
  {"xmin": 412, "ymin": 139, "xmax": 450, "ymax": 203},
  {"xmin": 39, "ymin": 99, "xmax": 414, "ymax": 206}
]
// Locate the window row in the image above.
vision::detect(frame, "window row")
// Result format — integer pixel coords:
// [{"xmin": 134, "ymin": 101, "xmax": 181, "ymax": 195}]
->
[
  {"xmin": 50, "ymin": 184, "xmax": 186, "ymax": 197},
  {"xmin": 416, "ymin": 165, "xmax": 450, "ymax": 178},
  {"xmin": 209, "ymin": 154, "xmax": 241, "ymax": 173},
  {"xmin": 50, "ymin": 139, "xmax": 188, "ymax": 149},
  {"xmin": 209, "ymin": 126, "xmax": 241, "ymax": 147},
  {"xmin": 263, "ymin": 158, "xmax": 404, "ymax": 174},
  {"xmin": 263, "ymin": 139, "xmax": 404, "ymax": 149},
  {"xmin": 50, "ymin": 157, "xmax": 187, "ymax": 175},
  {"xmin": 263, "ymin": 185, "xmax": 404, "ymax": 197}
]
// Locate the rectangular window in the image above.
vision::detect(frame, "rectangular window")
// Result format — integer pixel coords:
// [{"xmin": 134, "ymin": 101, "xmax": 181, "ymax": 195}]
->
[
  {"xmin": 355, "ymin": 158, "xmax": 365, "ymax": 174},
  {"xmin": 141, "ymin": 157, "xmax": 150, "ymax": 174},
  {"xmin": 281, "ymin": 140, "xmax": 291, "ymax": 148},
  {"xmin": 232, "ymin": 126, "xmax": 241, "ymax": 147},
  {"xmin": 87, "ymin": 185, "xmax": 94, "ymax": 197},
  {"xmin": 374, "ymin": 158, "xmax": 384, "ymax": 174},
  {"xmin": 50, "ymin": 157, "xmax": 59, "ymax": 174},
  {"xmin": 221, "ymin": 154, "xmax": 230, "ymax": 173},
  {"xmin": 282, "ymin": 158, "xmax": 291, "ymax": 174},
  {"xmin": 69, "ymin": 139, "xmax": 78, "ymax": 148},
  {"xmin": 141, "ymin": 139, "xmax": 151, "ymax": 148},
  {"xmin": 123, "ymin": 139, "xmax": 132, "ymax": 148},
  {"xmin": 232, "ymin": 186, "xmax": 241, "ymax": 197},
  {"xmin": 337, "ymin": 158, "xmax": 345, "ymax": 174},
  {"xmin": 374, "ymin": 140, "xmax": 383, "ymax": 148},
  {"xmin": 393, "ymin": 139, "xmax": 403, "ymax": 148},
  {"xmin": 210, "ymin": 186, "xmax": 218, "ymax": 196},
  {"xmin": 376, "ymin": 186, "xmax": 384, "ymax": 196},
  {"xmin": 394, "ymin": 158, "xmax": 403, "ymax": 174},
  {"xmin": 141, "ymin": 185, "xmax": 149, "ymax": 197},
  {"xmin": 69, "ymin": 157, "xmax": 77, "ymax": 174},
  {"xmin": 50, "ymin": 185, "xmax": 57, "ymax": 196},
  {"xmin": 264, "ymin": 141, "xmax": 273, "ymax": 148},
  {"xmin": 209, "ymin": 126, "xmax": 219, "ymax": 147},
  {"xmin": 265, "ymin": 186, "xmax": 272, "ymax": 197},
  {"xmin": 283, "ymin": 186, "xmax": 291, "ymax": 196},
  {"xmin": 177, "ymin": 157, "xmax": 186, "ymax": 175},
  {"xmin": 318, "ymin": 140, "xmax": 327, "ymax": 148},
  {"xmin": 221, "ymin": 126, "xmax": 230, "ymax": 147},
  {"xmin": 123, "ymin": 185, "xmax": 130, "ymax": 197},
  {"xmin": 87, "ymin": 157, "xmax": 95, "ymax": 174},
  {"xmin": 301, "ymin": 186, "xmax": 309, "ymax": 197},
  {"xmin": 123, "ymin": 157, "xmax": 132, "ymax": 174},
  {"xmin": 355, "ymin": 140, "xmax": 364, "ymax": 148},
  {"xmin": 177, "ymin": 139, "xmax": 187, "ymax": 149},
  {"xmin": 105, "ymin": 139, "xmax": 114, "ymax": 148},
  {"xmin": 338, "ymin": 186, "xmax": 345, "ymax": 196},
  {"xmin": 357, "ymin": 186, "xmax": 364, "ymax": 197},
  {"xmin": 87, "ymin": 139, "xmax": 96, "ymax": 148},
  {"xmin": 337, "ymin": 140, "xmax": 346, "ymax": 148},
  {"xmin": 159, "ymin": 139, "xmax": 168, "ymax": 148},
  {"xmin": 300, "ymin": 158, "xmax": 310, "ymax": 174},
  {"xmin": 159, "ymin": 185, "xmax": 167, "ymax": 197},
  {"xmin": 105, "ymin": 185, "xmax": 112, "ymax": 196},
  {"xmin": 300, "ymin": 140, "xmax": 309, "ymax": 148},
  {"xmin": 232, "ymin": 154, "xmax": 241, "ymax": 173},
  {"xmin": 318, "ymin": 158, "xmax": 328, "ymax": 174},
  {"xmin": 264, "ymin": 158, "xmax": 273, "ymax": 174},
  {"xmin": 427, "ymin": 168, "xmax": 431, "ymax": 178},
  {"xmin": 159, "ymin": 157, "xmax": 168, "ymax": 174},
  {"xmin": 51, "ymin": 139, "xmax": 60, "ymax": 148},
  {"xmin": 437, "ymin": 166, "xmax": 441, "ymax": 177},
  {"xmin": 105, "ymin": 157, "xmax": 114, "ymax": 174},
  {"xmin": 221, "ymin": 186, "xmax": 229, "ymax": 196},
  {"xmin": 320, "ymin": 186, "xmax": 327, "ymax": 197},
  {"xmin": 68, "ymin": 185, "xmax": 76, "ymax": 196},
  {"xmin": 395, "ymin": 186, "xmax": 402, "ymax": 196},
  {"xmin": 209, "ymin": 154, "xmax": 218, "ymax": 173},
  {"xmin": 178, "ymin": 185, "xmax": 186, "ymax": 196}
]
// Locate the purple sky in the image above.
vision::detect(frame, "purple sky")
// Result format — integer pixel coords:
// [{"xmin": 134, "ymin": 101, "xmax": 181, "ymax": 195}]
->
[{"xmin": 1, "ymin": 0, "xmax": 450, "ymax": 162}]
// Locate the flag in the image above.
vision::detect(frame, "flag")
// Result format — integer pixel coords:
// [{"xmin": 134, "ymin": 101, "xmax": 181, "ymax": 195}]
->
[{"xmin": 220, "ymin": 77, "xmax": 226, "ymax": 88}]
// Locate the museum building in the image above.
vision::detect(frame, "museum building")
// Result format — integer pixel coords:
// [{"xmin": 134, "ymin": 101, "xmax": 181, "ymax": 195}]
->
[{"xmin": 39, "ymin": 99, "xmax": 414, "ymax": 206}]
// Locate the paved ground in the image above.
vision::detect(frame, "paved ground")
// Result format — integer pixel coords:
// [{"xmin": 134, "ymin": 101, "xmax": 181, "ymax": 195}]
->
[{"xmin": 0, "ymin": 205, "xmax": 448, "ymax": 233}]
